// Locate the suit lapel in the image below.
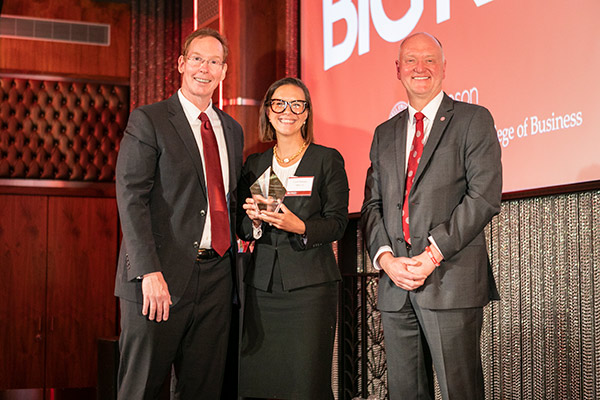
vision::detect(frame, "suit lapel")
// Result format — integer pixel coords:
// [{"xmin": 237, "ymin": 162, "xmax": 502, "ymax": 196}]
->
[
  {"xmin": 257, "ymin": 147, "xmax": 274, "ymax": 178},
  {"xmin": 245, "ymin": 147, "xmax": 274, "ymax": 198},
  {"xmin": 282, "ymin": 143, "xmax": 315, "ymax": 212},
  {"xmin": 413, "ymin": 94, "xmax": 454, "ymax": 187},
  {"xmin": 167, "ymin": 94, "xmax": 207, "ymax": 198},
  {"xmin": 290, "ymin": 143, "xmax": 315, "ymax": 177},
  {"xmin": 393, "ymin": 111, "xmax": 409, "ymax": 199}
]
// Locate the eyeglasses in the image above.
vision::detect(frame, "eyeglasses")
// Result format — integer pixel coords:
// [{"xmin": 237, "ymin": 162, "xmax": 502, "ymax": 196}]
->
[
  {"xmin": 186, "ymin": 55, "xmax": 225, "ymax": 68},
  {"xmin": 267, "ymin": 99, "xmax": 309, "ymax": 115}
]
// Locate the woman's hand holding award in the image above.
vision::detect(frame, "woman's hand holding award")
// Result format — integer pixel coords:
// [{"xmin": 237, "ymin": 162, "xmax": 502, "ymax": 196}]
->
[{"xmin": 249, "ymin": 167, "xmax": 286, "ymax": 213}]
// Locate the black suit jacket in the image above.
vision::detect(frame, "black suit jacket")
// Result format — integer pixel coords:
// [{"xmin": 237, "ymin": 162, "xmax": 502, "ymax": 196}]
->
[
  {"xmin": 237, "ymin": 143, "xmax": 349, "ymax": 291},
  {"xmin": 115, "ymin": 93, "xmax": 244, "ymax": 305},
  {"xmin": 361, "ymin": 94, "xmax": 502, "ymax": 311}
]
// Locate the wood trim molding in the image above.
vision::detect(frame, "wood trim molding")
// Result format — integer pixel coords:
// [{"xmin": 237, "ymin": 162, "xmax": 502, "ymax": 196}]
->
[
  {"xmin": 0, "ymin": 179, "xmax": 116, "ymax": 197},
  {"xmin": 502, "ymin": 179, "xmax": 600, "ymax": 200}
]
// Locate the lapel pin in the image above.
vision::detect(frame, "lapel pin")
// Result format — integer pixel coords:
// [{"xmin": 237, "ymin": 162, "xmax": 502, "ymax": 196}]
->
[{"xmin": 440, "ymin": 116, "xmax": 446, "ymax": 121}]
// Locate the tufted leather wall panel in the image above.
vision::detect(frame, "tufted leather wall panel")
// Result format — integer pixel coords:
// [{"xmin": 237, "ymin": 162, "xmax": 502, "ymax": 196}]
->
[{"xmin": 0, "ymin": 76, "xmax": 129, "ymax": 181}]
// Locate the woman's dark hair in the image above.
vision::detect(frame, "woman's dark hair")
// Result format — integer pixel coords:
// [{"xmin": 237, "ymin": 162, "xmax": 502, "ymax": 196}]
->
[{"xmin": 258, "ymin": 77, "xmax": 314, "ymax": 143}]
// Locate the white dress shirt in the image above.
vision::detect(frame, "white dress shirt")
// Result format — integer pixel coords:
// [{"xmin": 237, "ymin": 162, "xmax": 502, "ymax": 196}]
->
[
  {"xmin": 373, "ymin": 91, "xmax": 445, "ymax": 269},
  {"xmin": 177, "ymin": 89, "xmax": 230, "ymax": 250}
]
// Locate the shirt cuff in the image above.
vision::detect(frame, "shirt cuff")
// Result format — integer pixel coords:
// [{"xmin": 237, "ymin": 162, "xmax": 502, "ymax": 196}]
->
[
  {"xmin": 428, "ymin": 236, "xmax": 444, "ymax": 259},
  {"xmin": 252, "ymin": 223, "xmax": 263, "ymax": 240},
  {"xmin": 372, "ymin": 246, "xmax": 394, "ymax": 270}
]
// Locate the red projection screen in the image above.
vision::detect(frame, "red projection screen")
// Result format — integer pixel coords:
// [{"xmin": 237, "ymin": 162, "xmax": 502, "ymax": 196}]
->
[{"xmin": 300, "ymin": 0, "xmax": 600, "ymax": 212}]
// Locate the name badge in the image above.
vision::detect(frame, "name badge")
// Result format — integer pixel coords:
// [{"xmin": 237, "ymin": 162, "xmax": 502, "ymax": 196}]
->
[{"xmin": 286, "ymin": 176, "xmax": 314, "ymax": 196}]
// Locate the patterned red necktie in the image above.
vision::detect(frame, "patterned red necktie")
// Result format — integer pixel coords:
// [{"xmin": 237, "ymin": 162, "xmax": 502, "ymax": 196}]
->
[
  {"xmin": 402, "ymin": 111, "xmax": 425, "ymax": 244},
  {"xmin": 199, "ymin": 112, "xmax": 230, "ymax": 256}
]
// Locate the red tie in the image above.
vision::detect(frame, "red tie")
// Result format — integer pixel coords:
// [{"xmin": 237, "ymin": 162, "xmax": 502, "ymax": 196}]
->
[
  {"xmin": 199, "ymin": 112, "xmax": 230, "ymax": 256},
  {"xmin": 402, "ymin": 111, "xmax": 425, "ymax": 244}
]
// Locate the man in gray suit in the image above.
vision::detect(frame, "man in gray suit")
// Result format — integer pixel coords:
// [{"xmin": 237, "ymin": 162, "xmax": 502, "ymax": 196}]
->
[
  {"xmin": 361, "ymin": 32, "xmax": 502, "ymax": 399},
  {"xmin": 115, "ymin": 28, "xmax": 243, "ymax": 399}
]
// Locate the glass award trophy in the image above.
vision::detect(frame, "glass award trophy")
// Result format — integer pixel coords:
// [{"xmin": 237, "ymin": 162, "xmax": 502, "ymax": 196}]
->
[{"xmin": 249, "ymin": 167, "xmax": 287, "ymax": 212}]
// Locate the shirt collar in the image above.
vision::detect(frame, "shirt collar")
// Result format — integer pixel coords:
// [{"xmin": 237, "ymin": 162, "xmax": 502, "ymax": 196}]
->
[
  {"xmin": 407, "ymin": 90, "xmax": 444, "ymax": 124},
  {"xmin": 177, "ymin": 89, "xmax": 218, "ymax": 124}
]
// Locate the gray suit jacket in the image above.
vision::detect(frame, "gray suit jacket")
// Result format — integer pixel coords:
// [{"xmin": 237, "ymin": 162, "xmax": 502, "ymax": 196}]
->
[
  {"xmin": 361, "ymin": 93, "xmax": 502, "ymax": 311},
  {"xmin": 114, "ymin": 93, "xmax": 244, "ymax": 305},
  {"xmin": 237, "ymin": 144, "xmax": 349, "ymax": 291}
]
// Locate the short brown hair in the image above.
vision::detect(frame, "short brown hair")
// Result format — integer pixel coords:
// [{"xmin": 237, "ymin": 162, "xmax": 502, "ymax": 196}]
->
[
  {"xmin": 258, "ymin": 77, "xmax": 314, "ymax": 143},
  {"xmin": 182, "ymin": 28, "xmax": 229, "ymax": 61}
]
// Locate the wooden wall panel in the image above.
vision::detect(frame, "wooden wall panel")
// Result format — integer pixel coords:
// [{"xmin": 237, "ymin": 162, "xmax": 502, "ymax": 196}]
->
[
  {"xmin": 46, "ymin": 196, "xmax": 118, "ymax": 388},
  {"xmin": 1, "ymin": 0, "xmax": 130, "ymax": 80},
  {"xmin": 221, "ymin": 0, "xmax": 294, "ymax": 159},
  {"xmin": 0, "ymin": 194, "xmax": 47, "ymax": 389}
]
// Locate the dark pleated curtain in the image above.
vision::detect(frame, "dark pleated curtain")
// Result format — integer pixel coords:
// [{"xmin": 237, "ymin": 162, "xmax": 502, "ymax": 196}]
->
[
  {"xmin": 130, "ymin": 0, "xmax": 185, "ymax": 108},
  {"xmin": 284, "ymin": 0, "xmax": 299, "ymax": 77}
]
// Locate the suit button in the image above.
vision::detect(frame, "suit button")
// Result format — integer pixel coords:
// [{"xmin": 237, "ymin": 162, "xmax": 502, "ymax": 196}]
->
[
  {"xmin": 193, "ymin": 241, "xmax": 199, "ymax": 249},
  {"xmin": 200, "ymin": 210, "xmax": 206, "ymax": 217},
  {"xmin": 397, "ymin": 203, "xmax": 401, "ymax": 209}
]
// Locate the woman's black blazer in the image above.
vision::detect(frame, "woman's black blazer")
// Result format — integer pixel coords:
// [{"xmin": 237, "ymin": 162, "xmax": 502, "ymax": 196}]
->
[{"xmin": 237, "ymin": 143, "xmax": 349, "ymax": 291}]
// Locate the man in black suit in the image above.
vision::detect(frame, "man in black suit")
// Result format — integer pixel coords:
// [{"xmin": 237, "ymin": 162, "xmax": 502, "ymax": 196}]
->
[
  {"xmin": 361, "ymin": 32, "xmax": 502, "ymax": 399},
  {"xmin": 115, "ymin": 28, "xmax": 244, "ymax": 399}
]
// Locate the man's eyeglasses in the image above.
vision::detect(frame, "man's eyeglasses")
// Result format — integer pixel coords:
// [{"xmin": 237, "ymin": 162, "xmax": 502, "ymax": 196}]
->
[
  {"xmin": 186, "ymin": 55, "xmax": 225, "ymax": 69},
  {"xmin": 267, "ymin": 99, "xmax": 309, "ymax": 115}
]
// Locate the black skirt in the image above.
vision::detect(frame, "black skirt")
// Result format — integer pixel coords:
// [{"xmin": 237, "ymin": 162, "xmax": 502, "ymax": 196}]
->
[{"xmin": 239, "ymin": 263, "xmax": 338, "ymax": 399}]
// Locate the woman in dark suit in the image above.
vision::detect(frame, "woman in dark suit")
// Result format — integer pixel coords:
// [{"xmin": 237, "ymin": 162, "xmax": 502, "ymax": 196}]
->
[{"xmin": 237, "ymin": 77, "xmax": 349, "ymax": 399}]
